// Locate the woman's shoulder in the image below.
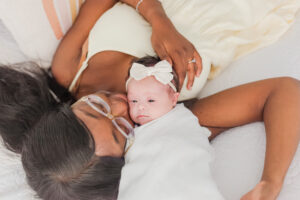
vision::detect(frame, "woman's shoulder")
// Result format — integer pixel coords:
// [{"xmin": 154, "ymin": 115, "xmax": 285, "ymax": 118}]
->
[{"xmin": 51, "ymin": 63, "xmax": 76, "ymax": 90}]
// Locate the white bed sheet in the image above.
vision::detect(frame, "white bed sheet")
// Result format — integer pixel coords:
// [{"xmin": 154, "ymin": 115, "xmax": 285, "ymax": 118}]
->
[
  {"xmin": 200, "ymin": 12, "xmax": 300, "ymax": 200},
  {"xmin": 0, "ymin": 11, "xmax": 300, "ymax": 200}
]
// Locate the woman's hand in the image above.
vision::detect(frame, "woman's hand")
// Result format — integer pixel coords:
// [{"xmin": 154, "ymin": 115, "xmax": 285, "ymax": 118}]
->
[
  {"xmin": 151, "ymin": 21, "xmax": 202, "ymax": 91},
  {"xmin": 240, "ymin": 180, "xmax": 282, "ymax": 200},
  {"xmin": 120, "ymin": 0, "xmax": 202, "ymax": 90}
]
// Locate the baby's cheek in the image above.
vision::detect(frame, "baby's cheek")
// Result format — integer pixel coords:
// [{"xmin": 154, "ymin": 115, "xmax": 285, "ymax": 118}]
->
[
  {"xmin": 150, "ymin": 107, "xmax": 166, "ymax": 119},
  {"xmin": 153, "ymin": 102, "xmax": 173, "ymax": 118},
  {"xmin": 128, "ymin": 104, "xmax": 137, "ymax": 122}
]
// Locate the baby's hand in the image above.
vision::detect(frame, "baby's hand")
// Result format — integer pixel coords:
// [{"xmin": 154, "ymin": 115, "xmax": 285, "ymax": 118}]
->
[{"xmin": 240, "ymin": 180, "xmax": 282, "ymax": 200}]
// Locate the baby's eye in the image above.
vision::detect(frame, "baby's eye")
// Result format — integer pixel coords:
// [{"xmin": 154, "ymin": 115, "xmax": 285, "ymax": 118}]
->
[
  {"xmin": 148, "ymin": 99, "xmax": 155, "ymax": 103},
  {"xmin": 130, "ymin": 100, "xmax": 138, "ymax": 103}
]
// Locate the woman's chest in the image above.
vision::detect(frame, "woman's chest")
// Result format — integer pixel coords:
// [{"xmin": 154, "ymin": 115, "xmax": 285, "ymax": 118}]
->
[{"xmin": 75, "ymin": 51, "xmax": 135, "ymax": 98}]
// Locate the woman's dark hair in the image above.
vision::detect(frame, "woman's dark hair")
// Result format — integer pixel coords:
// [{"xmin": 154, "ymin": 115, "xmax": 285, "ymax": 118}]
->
[
  {"xmin": 0, "ymin": 63, "xmax": 57, "ymax": 153},
  {"xmin": 46, "ymin": 67, "xmax": 75, "ymax": 103},
  {"xmin": 0, "ymin": 63, "xmax": 124, "ymax": 200},
  {"xmin": 22, "ymin": 104, "xmax": 124, "ymax": 200},
  {"xmin": 133, "ymin": 56, "xmax": 179, "ymax": 90}
]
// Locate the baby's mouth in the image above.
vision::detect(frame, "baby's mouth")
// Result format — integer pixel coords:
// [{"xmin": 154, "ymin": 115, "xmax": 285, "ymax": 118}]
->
[{"xmin": 137, "ymin": 115, "xmax": 149, "ymax": 119}]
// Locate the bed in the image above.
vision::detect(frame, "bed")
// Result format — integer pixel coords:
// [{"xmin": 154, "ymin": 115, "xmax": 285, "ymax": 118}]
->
[
  {"xmin": 202, "ymin": 12, "xmax": 300, "ymax": 199},
  {"xmin": 0, "ymin": 2, "xmax": 300, "ymax": 200}
]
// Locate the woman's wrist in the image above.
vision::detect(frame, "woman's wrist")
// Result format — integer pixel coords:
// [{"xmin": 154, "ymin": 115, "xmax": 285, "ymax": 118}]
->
[
  {"xmin": 150, "ymin": 15, "xmax": 175, "ymax": 34},
  {"xmin": 259, "ymin": 180, "xmax": 283, "ymax": 198},
  {"xmin": 260, "ymin": 178, "xmax": 283, "ymax": 197},
  {"xmin": 139, "ymin": 0, "xmax": 174, "ymax": 28},
  {"xmin": 261, "ymin": 168, "xmax": 286, "ymax": 188},
  {"xmin": 261, "ymin": 177, "xmax": 284, "ymax": 190},
  {"xmin": 120, "ymin": 0, "xmax": 172, "ymax": 27},
  {"xmin": 242, "ymin": 180, "xmax": 283, "ymax": 199}
]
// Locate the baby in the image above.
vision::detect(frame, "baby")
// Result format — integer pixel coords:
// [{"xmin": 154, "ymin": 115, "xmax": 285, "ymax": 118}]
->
[
  {"xmin": 126, "ymin": 56, "xmax": 179, "ymax": 126},
  {"xmin": 118, "ymin": 56, "xmax": 224, "ymax": 200}
]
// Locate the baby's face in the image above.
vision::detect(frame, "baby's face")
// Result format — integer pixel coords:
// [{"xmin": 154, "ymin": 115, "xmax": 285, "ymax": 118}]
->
[{"xmin": 127, "ymin": 76, "xmax": 178, "ymax": 125}]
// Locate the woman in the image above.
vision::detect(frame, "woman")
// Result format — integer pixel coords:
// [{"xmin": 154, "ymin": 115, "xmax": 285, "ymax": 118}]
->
[{"xmin": 0, "ymin": 0, "xmax": 299, "ymax": 200}]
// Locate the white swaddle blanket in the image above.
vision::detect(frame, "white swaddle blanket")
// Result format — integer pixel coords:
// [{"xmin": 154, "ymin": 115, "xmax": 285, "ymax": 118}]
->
[{"xmin": 118, "ymin": 104, "xmax": 224, "ymax": 200}]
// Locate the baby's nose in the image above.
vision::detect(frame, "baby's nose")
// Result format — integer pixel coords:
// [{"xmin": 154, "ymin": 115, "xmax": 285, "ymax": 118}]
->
[{"xmin": 138, "ymin": 104, "xmax": 145, "ymax": 110}]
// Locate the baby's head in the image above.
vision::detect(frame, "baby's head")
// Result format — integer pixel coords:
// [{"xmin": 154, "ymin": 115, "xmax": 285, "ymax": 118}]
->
[{"xmin": 126, "ymin": 56, "xmax": 179, "ymax": 125}]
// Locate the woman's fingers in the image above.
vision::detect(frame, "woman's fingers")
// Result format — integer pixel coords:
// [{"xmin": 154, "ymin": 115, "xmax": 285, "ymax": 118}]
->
[
  {"xmin": 194, "ymin": 51, "xmax": 202, "ymax": 77},
  {"xmin": 154, "ymin": 44, "xmax": 168, "ymax": 60},
  {"xmin": 185, "ymin": 50, "xmax": 202, "ymax": 89},
  {"xmin": 152, "ymin": 34, "xmax": 203, "ymax": 91},
  {"xmin": 187, "ymin": 60, "xmax": 196, "ymax": 90},
  {"xmin": 154, "ymin": 42, "xmax": 173, "ymax": 66},
  {"xmin": 172, "ymin": 49, "xmax": 199, "ymax": 91},
  {"xmin": 165, "ymin": 57, "xmax": 173, "ymax": 66},
  {"xmin": 172, "ymin": 54, "xmax": 187, "ymax": 91}
]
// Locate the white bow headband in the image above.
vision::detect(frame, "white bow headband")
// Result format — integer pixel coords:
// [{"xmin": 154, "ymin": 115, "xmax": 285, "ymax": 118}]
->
[{"xmin": 125, "ymin": 60, "xmax": 177, "ymax": 92}]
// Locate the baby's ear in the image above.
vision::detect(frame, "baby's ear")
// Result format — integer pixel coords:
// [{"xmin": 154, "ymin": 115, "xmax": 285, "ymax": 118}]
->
[{"xmin": 172, "ymin": 92, "xmax": 180, "ymax": 106}]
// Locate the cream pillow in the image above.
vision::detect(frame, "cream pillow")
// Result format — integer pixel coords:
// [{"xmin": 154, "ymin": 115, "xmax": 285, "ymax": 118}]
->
[{"xmin": 0, "ymin": 0, "xmax": 84, "ymax": 67}]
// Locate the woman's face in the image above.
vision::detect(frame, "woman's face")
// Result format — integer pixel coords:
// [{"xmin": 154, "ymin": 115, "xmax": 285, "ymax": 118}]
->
[{"xmin": 72, "ymin": 91, "xmax": 133, "ymax": 157}]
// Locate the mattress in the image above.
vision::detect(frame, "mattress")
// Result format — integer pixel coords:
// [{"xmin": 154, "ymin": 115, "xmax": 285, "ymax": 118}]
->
[{"xmin": 0, "ymin": 11, "xmax": 300, "ymax": 200}]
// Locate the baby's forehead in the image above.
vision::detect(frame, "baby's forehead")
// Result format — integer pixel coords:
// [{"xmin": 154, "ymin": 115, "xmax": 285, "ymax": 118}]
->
[
  {"xmin": 127, "ymin": 77, "xmax": 171, "ymax": 94},
  {"xmin": 128, "ymin": 76, "xmax": 167, "ymax": 88}
]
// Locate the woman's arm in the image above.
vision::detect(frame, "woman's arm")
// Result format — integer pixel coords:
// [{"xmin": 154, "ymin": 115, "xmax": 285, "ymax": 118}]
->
[
  {"xmin": 120, "ymin": 0, "xmax": 202, "ymax": 90},
  {"xmin": 52, "ymin": 0, "xmax": 201, "ymax": 90},
  {"xmin": 191, "ymin": 77, "xmax": 300, "ymax": 200},
  {"xmin": 51, "ymin": 0, "xmax": 117, "ymax": 87}
]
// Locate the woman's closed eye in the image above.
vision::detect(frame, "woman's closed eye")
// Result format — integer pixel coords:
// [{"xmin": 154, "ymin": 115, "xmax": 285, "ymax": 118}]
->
[{"xmin": 148, "ymin": 99, "xmax": 155, "ymax": 103}]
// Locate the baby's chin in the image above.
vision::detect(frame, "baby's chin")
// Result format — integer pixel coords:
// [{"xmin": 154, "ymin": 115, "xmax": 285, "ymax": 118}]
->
[{"xmin": 135, "ymin": 116, "xmax": 153, "ymax": 125}]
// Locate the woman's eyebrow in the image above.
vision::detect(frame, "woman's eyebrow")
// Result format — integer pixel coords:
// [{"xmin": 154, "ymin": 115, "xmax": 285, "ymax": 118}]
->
[
  {"xmin": 112, "ymin": 131, "xmax": 120, "ymax": 144},
  {"xmin": 78, "ymin": 107, "xmax": 100, "ymax": 119}
]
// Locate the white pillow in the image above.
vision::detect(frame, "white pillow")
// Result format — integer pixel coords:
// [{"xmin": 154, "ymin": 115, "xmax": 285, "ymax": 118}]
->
[
  {"xmin": 0, "ymin": 139, "xmax": 38, "ymax": 200},
  {"xmin": 0, "ymin": 19, "xmax": 29, "ymax": 64},
  {"xmin": 0, "ymin": 0, "xmax": 84, "ymax": 67}
]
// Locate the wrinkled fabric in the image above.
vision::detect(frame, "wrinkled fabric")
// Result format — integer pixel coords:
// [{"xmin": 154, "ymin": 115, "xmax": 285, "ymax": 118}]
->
[
  {"xmin": 118, "ymin": 104, "xmax": 224, "ymax": 200},
  {"xmin": 79, "ymin": 0, "xmax": 299, "ymax": 100}
]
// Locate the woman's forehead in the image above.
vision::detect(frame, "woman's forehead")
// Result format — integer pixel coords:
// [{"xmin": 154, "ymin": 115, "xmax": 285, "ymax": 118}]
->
[
  {"xmin": 72, "ymin": 92, "xmax": 109, "ymax": 106},
  {"xmin": 73, "ymin": 104, "xmax": 114, "ymax": 135}
]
